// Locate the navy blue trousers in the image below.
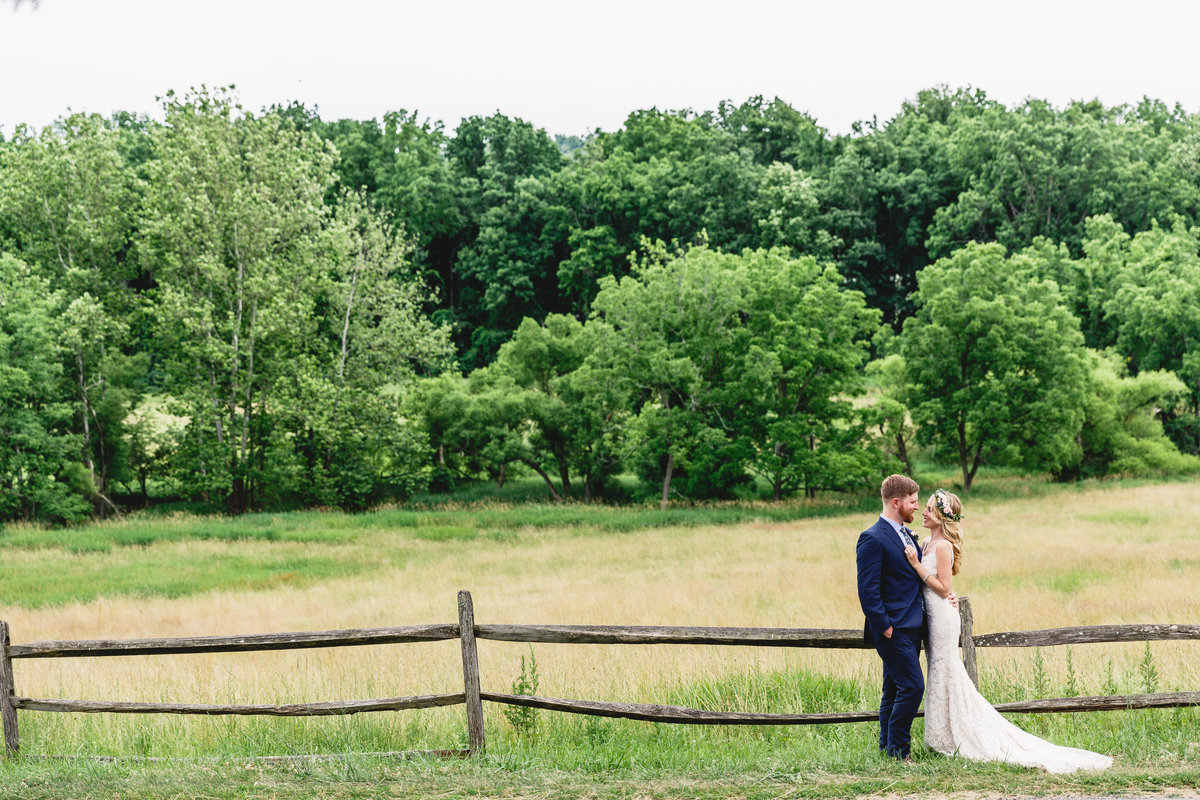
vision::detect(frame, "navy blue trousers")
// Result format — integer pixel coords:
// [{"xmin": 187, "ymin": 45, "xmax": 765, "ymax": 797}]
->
[{"xmin": 872, "ymin": 627, "xmax": 924, "ymax": 758}]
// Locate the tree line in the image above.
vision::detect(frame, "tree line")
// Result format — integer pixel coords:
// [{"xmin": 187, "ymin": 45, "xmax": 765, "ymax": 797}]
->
[{"xmin": 1, "ymin": 86, "xmax": 1198, "ymax": 522}]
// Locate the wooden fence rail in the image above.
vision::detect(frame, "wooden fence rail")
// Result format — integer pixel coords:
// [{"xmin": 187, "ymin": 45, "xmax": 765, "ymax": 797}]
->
[
  {"xmin": 7, "ymin": 624, "xmax": 460, "ymax": 659},
  {"xmin": 2, "ymin": 592, "xmax": 1198, "ymax": 759},
  {"xmin": 474, "ymin": 624, "xmax": 869, "ymax": 648}
]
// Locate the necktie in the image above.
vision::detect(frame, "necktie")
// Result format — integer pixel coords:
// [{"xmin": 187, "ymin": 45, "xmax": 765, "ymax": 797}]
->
[{"xmin": 899, "ymin": 526, "xmax": 912, "ymax": 549}]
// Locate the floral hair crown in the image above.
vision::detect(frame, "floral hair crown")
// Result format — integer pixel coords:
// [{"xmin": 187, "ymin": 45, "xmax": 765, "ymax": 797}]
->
[{"xmin": 934, "ymin": 489, "xmax": 963, "ymax": 522}]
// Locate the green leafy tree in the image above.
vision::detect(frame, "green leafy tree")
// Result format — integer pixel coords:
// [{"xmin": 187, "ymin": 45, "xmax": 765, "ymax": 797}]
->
[
  {"xmin": 816, "ymin": 87, "xmax": 994, "ymax": 325},
  {"xmin": 447, "ymin": 113, "xmax": 565, "ymax": 366},
  {"xmin": 140, "ymin": 88, "xmax": 337, "ymax": 513},
  {"xmin": 305, "ymin": 109, "xmax": 467, "ymax": 273},
  {"xmin": 60, "ymin": 294, "xmax": 146, "ymax": 515},
  {"xmin": 1104, "ymin": 219, "xmax": 1200, "ymax": 454},
  {"xmin": 491, "ymin": 316, "xmax": 583, "ymax": 497},
  {"xmin": 410, "ymin": 367, "xmax": 564, "ymax": 498},
  {"xmin": 749, "ymin": 162, "xmax": 838, "ymax": 259},
  {"xmin": 407, "ymin": 374, "xmax": 488, "ymax": 489},
  {"xmin": 125, "ymin": 396, "xmax": 185, "ymax": 507},
  {"xmin": 733, "ymin": 251, "xmax": 881, "ymax": 499},
  {"xmin": 0, "ymin": 254, "xmax": 90, "ymax": 523},
  {"xmin": 1065, "ymin": 351, "xmax": 1199, "ymax": 479},
  {"xmin": 0, "ymin": 113, "xmax": 146, "ymax": 513},
  {"xmin": 266, "ymin": 191, "xmax": 454, "ymax": 510},
  {"xmin": 489, "ymin": 314, "xmax": 630, "ymax": 500},
  {"xmin": 863, "ymin": 355, "xmax": 916, "ymax": 477},
  {"xmin": 708, "ymin": 95, "xmax": 833, "ymax": 171},
  {"xmin": 927, "ymin": 99, "xmax": 1200, "ymax": 260},
  {"xmin": 591, "ymin": 243, "xmax": 758, "ymax": 506},
  {"xmin": 0, "ymin": 113, "xmax": 140, "ymax": 300},
  {"xmin": 900, "ymin": 242, "xmax": 1090, "ymax": 491}
]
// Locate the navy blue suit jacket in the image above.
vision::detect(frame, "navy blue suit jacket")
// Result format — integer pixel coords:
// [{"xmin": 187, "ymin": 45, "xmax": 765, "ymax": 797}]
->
[{"xmin": 856, "ymin": 517, "xmax": 924, "ymax": 644}]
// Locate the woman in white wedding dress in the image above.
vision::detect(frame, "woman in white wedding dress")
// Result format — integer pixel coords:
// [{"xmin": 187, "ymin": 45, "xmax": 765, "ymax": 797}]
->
[{"xmin": 902, "ymin": 489, "xmax": 1112, "ymax": 773}]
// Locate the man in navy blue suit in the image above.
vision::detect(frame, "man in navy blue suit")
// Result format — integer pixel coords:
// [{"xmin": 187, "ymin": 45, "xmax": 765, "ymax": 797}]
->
[{"xmin": 856, "ymin": 474, "xmax": 925, "ymax": 761}]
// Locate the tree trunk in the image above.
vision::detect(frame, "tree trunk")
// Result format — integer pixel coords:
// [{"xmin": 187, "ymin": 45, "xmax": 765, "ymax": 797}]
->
[
  {"xmin": 957, "ymin": 416, "xmax": 970, "ymax": 493},
  {"xmin": 965, "ymin": 440, "xmax": 983, "ymax": 493},
  {"xmin": 229, "ymin": 472, "xmax": 248, "ymax": 515},
  {"xmin": 227, "ymin": 225, "xmax": 249, "ymax": 516},
  {"xmin": 327, "ymin": 247, "xmax": 362, "ymax": 469},
  {"xmin": 895, "ymin": 431, "xmax": 911, "ymax": 476},
  {"xmin": 806, "ymin": 434, "xmax": 817, "ymax": 499},
  {"xmin": 236, "ymin": 301, "xmax": 258, "ymax": 513},
  {"xmin": 520, "ymin": 458, "xmax": 560, "ymax": 501},
  {"xmin": 557, "ymin": 459, "xmax": 571, "ymax": 498},
  {"xmin": 76, "ymin": 354, "xmax": 96, "ymax": 488},
  {"xmin": 94, "ymin": 492, "xmax": 123, "ymax": 520},
  {"xmin": 660, "ymin": 452, "xmax": 675, "ymax": 511}
]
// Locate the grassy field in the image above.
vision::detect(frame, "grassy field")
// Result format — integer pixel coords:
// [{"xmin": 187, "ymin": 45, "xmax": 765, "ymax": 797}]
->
[{"xmin": 1, "ymin": 474, "xmax": 1199, "ymax": 797}]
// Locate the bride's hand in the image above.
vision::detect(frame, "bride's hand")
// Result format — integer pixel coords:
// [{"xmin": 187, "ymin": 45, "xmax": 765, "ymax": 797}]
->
[{"xmin": 904, "ymin": 545, "xmax": 919, "ymax": 566}]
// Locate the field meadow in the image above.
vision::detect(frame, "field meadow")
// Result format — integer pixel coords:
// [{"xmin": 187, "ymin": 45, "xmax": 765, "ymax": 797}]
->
[{"xmin": 2, "ymin": 475, "xmax": 1200, "ymax": 798}]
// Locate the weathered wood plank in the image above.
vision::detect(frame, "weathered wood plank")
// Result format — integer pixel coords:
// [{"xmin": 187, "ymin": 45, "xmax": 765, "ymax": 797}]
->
[
  {"xmin": 476, "ymin": 624, "xmax": 870, "ymax": 648},
  {"xmin": 457, "ymin": 591, "xmax": 486, "ymax": 755},
  {"xmin": 8, "ymin": 624, "xmax": 459, "ymax": 659},
  {"xmin": 0, "ymin": 622, "xmax": 18, "ymax": 756},
  {"xmin": 483, "ymin": 690, "xmax": 1200, "ymax": 726},
  {"xmin": 992, "ymin": 691, "xmax": 1200, "ymax": 714},
  {"xmin": 14, "ymin": 620, "xmax": 1194, "ymax": 660},
  {"xmin": 972, "ymin": 624, "xmax": 1200, "ymax": 648},
  {"xmin": 958, "ymin": 597, "xmax": 978, "ymax": 688},
  {"xmin": 12, "ymin": 692, "xmax": 464, "ymax": 716},
  {"xmin": 482, "ymin": 692, "xmax": 883, "ymax": 725}
]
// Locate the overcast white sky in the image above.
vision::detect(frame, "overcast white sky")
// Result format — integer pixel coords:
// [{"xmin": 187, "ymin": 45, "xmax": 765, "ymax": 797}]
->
[{"xmin": 3, "ymin": 0, "xmax": 1200, "ymax": 139}]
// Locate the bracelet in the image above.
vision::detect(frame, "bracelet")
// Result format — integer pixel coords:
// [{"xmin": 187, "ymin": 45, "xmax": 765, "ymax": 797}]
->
[{"xmin": 922, "ymin": 572, "xmax": 932, "ymax": 583}]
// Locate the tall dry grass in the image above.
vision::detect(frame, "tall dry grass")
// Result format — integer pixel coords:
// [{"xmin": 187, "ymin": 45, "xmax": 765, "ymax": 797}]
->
[{"xmin": 4, "ymin": 481, "xmax": 1198, "ymax": 754}]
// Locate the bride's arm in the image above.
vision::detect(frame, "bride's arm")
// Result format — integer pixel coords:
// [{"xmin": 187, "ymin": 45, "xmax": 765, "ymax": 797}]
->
[
  {"xmin": 920, "ymin": 541, "xmax": 954, "ymax": 599},
  {"xmin": 904, "ymin": 543, "xmax": 958, "ymax": 604}
]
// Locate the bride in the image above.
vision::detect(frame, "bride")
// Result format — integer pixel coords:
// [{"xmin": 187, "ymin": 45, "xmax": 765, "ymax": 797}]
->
[{"xmin": 903, "ymin": 489, "xmax": 1112, "ymax": 773}]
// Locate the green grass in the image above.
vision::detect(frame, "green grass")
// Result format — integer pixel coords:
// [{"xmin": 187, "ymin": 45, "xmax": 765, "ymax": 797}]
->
[
  {"xmin": 3, "ymin": 664, "xmax": 1198, "ymax": 798},
  {"xmin": 4, "ymin": 471, "xmax": 1199, "ymax": 796},
  {"xmin": 0, "ymin": 545, "xmax": 374, "ymax": 609},
  {"xmin": 12, "ymin": 661, "xmax": 1192, "ymax": 759},
  {"xmin": 0, "ymin": 484, "xmax": 881, "ymax": 609},
  {"xmin": 1, "ymin": 467, "xmax": 1193, "ymax": 610},
  {"xmin": 0, "ymin": 502, "xmax": 876, "ymax": 610},
  {"xmin": 4, "ymin": 758, "xmax": 1200, "ymax": 800},
  {"xmin": 1079, "ymin": 510, "xmax": 1155, "ymax": 525}
]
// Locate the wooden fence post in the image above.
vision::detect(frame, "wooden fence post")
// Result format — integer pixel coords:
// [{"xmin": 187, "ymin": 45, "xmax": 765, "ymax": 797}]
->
[
  {"xmin": 0, "ymin": 621, "xmax": 19, "ymax": 757},
  {"xmin": 457, "ymin": 591, "xmax": 485, "ymax": 755},
  {"xmin": 958, "ymin": 596, "xmax": 978, "ymax": 688}
]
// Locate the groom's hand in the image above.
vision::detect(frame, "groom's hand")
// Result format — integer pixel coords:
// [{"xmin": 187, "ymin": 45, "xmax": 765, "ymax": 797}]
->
[{"xmin": 883, "ymin": 626, "xmax": 893, "ymax": 639}]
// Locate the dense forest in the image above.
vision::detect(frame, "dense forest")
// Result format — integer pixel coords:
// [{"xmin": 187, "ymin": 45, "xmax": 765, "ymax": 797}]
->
[{"xmin": 2, "ymin": 85, "xmax": 1198, "ymax": 522}]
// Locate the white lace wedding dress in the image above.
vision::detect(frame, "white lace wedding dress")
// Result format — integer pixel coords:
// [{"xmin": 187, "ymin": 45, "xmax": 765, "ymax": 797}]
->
[{"xmin": 921, "ymin": 549, "xmax": 1112, "ymax": 773}]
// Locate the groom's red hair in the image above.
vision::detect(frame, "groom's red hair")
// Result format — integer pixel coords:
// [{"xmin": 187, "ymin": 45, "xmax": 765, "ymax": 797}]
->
[{"xmin": 880, "ymin": 474, "xmax": 919, "ymax": 501}]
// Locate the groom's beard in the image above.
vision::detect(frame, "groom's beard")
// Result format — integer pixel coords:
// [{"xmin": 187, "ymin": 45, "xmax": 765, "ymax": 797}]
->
[{"xmin": 901, "ymin": 509, "xmax": 916, "ymax": 524}]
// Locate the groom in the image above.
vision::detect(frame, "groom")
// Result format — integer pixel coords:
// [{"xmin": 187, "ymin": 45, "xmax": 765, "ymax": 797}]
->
[{"xmin": 856, "ymin": 474, "xmax": 924, "ymax": 761}]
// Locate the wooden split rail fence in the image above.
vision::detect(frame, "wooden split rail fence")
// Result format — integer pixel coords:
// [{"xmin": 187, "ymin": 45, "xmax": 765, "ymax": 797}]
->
[{"xmin": 3, "ymin": 590, "xmax": 1200, "ymax": 758}]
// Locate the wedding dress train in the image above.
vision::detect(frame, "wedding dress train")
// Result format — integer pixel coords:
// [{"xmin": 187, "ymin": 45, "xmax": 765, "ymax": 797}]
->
[{"xmin": 921, "ymin": 550, "xmax": 1112, "ymax": 773}]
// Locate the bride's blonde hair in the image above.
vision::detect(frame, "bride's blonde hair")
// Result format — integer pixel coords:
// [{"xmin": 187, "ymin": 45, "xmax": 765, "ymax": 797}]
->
[{"xmin": 930, "ymin": 489, "xmax": 964, "ymax": 575}]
